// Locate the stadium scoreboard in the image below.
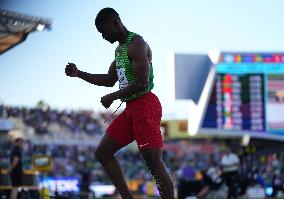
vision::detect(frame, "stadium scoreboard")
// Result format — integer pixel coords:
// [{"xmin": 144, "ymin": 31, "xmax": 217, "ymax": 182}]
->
[{"xmin": 202, "ymin": 53, "xmax": 284, "ymax": 135}]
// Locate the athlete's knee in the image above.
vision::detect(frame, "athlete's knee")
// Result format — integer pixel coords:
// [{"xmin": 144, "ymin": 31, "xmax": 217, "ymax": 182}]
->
[
  {"xmin": 95, "ymin": 147, "xmax": 112, "ymax": 161},
  {"xmin": 94, "ymin": 148, "xmax": 103, "ymax": 161},
  {"xmin": 145, "ymin": 154, "xmax": 164, "ymax": 169},
  {"xmin": 141, "ymin": 148, "xmax": 167, "ymax": 176},
  {"xmin": 141, "ymin": 150, "xmax": 161, "ymax": 166}
]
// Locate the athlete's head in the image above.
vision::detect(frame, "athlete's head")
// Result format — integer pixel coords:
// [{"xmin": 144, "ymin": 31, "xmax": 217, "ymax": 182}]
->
[{"xmin": 95, "ymin": 8, "xmax": 122, "ymax": 43}]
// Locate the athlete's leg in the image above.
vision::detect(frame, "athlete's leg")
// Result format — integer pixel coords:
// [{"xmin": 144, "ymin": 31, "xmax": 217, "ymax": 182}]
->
[
  {"xmin": 129, "ymin": 92, "xmax": 174, "ymax": 198},
  {"xmin": 95, "ymin": 133, "xmax": 134, "ymax": 199},
  {"xmin": 140, "ymin": 147, "xmax": 174, "ymax": 199},
  {"xmin": 95, "ymin": 110, "xmax": 134, "ymax": 199}
]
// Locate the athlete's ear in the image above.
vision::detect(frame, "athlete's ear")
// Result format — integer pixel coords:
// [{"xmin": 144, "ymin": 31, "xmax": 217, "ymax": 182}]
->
[
  {"xmin": 113, "ymin": 18, "xmax": 119, "ymax": 25},
  {"xmin": 113, "ymin": 17, "xmax": 122, "ymax": 25}
]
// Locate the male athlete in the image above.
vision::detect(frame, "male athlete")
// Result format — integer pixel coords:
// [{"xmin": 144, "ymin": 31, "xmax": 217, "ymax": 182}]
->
[{"xmin": 65, "ymin": 8, "xmax": 174, "ymax": 199}]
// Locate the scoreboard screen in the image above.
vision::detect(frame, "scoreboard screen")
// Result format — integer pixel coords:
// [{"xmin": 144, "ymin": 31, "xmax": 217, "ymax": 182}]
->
[{"xmin": 202, "ymin": 53, "xmax": 284, "ymax": 134}]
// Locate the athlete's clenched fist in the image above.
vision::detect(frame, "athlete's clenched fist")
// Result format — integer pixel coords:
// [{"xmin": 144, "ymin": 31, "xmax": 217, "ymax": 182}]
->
[{"xmin": 65, "ymin": 62, "xmax": 79, "ymax": 77}]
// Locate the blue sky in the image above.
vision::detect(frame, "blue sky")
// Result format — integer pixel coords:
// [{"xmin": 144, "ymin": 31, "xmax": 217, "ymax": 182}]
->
[{"xmin": 1, "ymin": 0, "xmax": 284, "ymax": 119}]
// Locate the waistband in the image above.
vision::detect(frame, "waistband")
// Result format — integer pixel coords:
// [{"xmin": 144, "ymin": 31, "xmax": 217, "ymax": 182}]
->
[{"xmin": 125, "ymin": 91, "xmax": 154, "ymax": 105}]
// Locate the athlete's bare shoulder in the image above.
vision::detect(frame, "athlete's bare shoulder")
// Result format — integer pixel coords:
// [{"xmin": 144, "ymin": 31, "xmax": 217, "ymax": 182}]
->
[
  {"xmin": 130, "ymin": 35, "xmax": 147, "ymax": 49},
  {"xmin": 129, "ymin": 34, "xmax": 152, "ymax": 62}
]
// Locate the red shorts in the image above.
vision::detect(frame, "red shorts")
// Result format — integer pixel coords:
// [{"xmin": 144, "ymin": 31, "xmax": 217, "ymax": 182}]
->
[{"xmin": 106, "ymin": 91, "xmax": 163, "ymax": 149}]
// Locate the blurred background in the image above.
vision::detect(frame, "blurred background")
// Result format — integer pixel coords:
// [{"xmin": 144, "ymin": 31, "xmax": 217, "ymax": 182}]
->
[{"xmin": 1, "ymin": 0, "xmax": 284, "ymax": 199}]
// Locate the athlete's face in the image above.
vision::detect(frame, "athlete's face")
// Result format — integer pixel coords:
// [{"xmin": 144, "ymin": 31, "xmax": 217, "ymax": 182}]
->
[{"xmin": 97, "ymin": 20, "xmax": 119, "ymax": 44}]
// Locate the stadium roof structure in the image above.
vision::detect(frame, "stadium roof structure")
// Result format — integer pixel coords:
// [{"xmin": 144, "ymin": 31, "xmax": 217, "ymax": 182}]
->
[{"xmin": 0, "ymin": 9, "xmax": 51, "ymax": 55}]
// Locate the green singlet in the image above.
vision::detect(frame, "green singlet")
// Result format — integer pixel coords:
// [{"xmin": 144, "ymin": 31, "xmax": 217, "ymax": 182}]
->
[{"xmin": 115, "ymin": 32, "xmax": 154, "ymax": 101}]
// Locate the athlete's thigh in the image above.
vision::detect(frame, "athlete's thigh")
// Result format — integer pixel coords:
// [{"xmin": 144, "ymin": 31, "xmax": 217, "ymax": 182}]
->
[{"xmin": 96, "ymin": 133, "xmax": 124, "ymax": 156}]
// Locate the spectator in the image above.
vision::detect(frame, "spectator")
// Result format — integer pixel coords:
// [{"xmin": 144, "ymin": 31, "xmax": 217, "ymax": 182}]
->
[
  {"xmin": 221, "ymin": 147, "xmax": 240, "ymax": 199},
  {"xmin": 8, "ymin": 138, "xmax": 24, "ymax": 199},
  {"xmin": 78, "ymin": 162, "xmax": 91, "ymax": 199},
  {"xmin": 177, "ymin": 168, "xmax": 213, "ymax": 199}
]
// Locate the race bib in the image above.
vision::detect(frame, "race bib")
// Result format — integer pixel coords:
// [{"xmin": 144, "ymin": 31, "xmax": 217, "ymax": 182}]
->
[{"xmin": 117, "ymin": 68, "xmax": 128, "ymax": 89}]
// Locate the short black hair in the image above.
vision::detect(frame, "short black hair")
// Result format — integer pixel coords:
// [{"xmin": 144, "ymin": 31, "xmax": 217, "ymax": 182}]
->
[{"xmin": 95, "ymin": 7, "xmax": 120, "ymax": 28}]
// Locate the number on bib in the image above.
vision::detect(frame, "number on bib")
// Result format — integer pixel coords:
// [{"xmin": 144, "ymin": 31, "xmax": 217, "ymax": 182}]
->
[{"xmin": 117, "ymin": 68, "xmax": 129, "ymax": 89}]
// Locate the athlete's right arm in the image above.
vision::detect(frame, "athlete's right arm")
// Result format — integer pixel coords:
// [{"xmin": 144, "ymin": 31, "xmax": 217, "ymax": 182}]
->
[{"xmin": 65, "ymin": 61, "xmax": 118, "ymax": 87}]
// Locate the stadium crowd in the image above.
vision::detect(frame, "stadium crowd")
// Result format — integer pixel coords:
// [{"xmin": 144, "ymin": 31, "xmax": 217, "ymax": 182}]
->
[
  {"xmin": 1, "ymin": 105, "xmax": 284, "ymax": 198},
  {"xmin": 1, "ymin": 105, "xmax": 107, "ymax": 136}
]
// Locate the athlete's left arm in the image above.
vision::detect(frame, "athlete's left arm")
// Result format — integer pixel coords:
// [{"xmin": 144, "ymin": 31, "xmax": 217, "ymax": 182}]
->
[{"xmin": 100, "ymin": 36, "xmax": 149, "ymax": 108}]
